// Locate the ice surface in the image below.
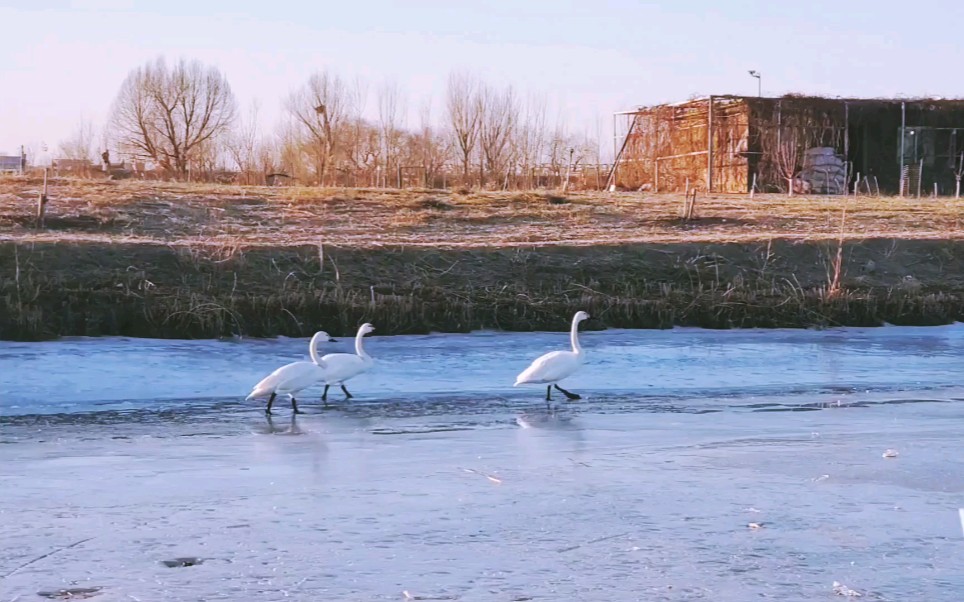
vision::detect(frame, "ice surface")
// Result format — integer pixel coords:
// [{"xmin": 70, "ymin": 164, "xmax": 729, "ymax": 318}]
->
[{"xmin": 1, "ymin": 326, "xmax": 963, "ymax": 600}]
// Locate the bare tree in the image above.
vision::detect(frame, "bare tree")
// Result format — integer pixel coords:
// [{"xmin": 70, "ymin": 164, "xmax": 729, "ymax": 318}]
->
[
  {"xmin": 377, "ymin": 81, "xmax": 407, "ymax": 185},
  {"xmin": 446, "ymin": 72, "xmax": 482, "ymax": 183},
  {"xmin": 546, "ymin": 119, "xmax": 571, "ymax": 180},
  {"xmin": 59, "ymin": 116, "xmax": 97, "ymax": 162},
  {"xmin": 407, "ymin": 99, "xmax": 451, "ymax": 187},
  {"xmin": 109, "ymin": 57, "xmax": 237, "ymax": 176},
  {"xmin": 515, "ymin": 94, "xmax": 548, "ymax": 188},
  {"xmin": 224, "ymin": 101, "xmax": 261, "ymax": 184},
  {"xmin": 479, "ymin": 83, "xmax": 518, "ymax": 184},
  {"xmin": 343, "ymin": 117, "xmax": 379, "ymax": 186},
  {"xmin": 775, "ymin": 127, "xmax": 800, "ymax": 196},
  {"xmin": 286, "ymin": 71, "xmax": 356, "ymax": 185},
  {"xmin": 345, "ymin": 77, "xmax": 373, "ymax": 186}
]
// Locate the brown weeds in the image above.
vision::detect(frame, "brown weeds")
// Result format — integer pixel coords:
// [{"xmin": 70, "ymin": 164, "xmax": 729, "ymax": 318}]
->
[
  {"xmin": 2, "ymin": 239, "xmax": 963, "ymax": 340},
  {"xmin": 2, "ymin": 176, "xmax": 964, "ymax": 249}
]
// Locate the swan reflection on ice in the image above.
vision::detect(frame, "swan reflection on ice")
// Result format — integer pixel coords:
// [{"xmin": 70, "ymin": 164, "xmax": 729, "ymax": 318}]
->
[{"xmin": 515, "ymin": 409, "xmax": 579, "ymax": 430}]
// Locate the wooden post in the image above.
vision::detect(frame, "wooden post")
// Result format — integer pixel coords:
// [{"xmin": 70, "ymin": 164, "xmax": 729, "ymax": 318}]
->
[
  {"xmin": 36, "ymin": 168, "xmax": 48, "ymax": 228},
  {"xmin": 605, "ymin": 112, "xmax": 640, "ymax": 192},
  {"xmin": 933, "ymin": 182, "xmax": 938, "ymax": 198},
  {"xmin": 955, "ymin": 152, "xmax": 962, "ymax": 199},
  {"xmin": 899, "ymin": 101, "xmax": 906, "ymax": 197},
  {"xmin": 843, "ymin": 102, "xmax": 849, "ymax": 189},
  {"xmin": 686, "ymin": 189, "xmax": 697, "ymax": 221},
  {"xmin": 749, "ymin": 172, "xmax": 756, "ymax": 198},
  {"xmin": 563, "ymin": 148, "xmax": 574, "ymax": 192},
  {"xmin": 853, "ymin": 172, "xmax": 860, "ymax": 196},
  {"xmin": 679, "ymin": 177, "xmax": 690, "ymax": 216},
  {"xmin": 917, "ymin": 158, "xmax": 923, "ymax": 199},
  {"xmin": 397, "ymin": 165, "xmax": 402, "ymax": 189},
  {"xmin": 706, "ymin": 96, "xmax": 714, "ymax": 193}
]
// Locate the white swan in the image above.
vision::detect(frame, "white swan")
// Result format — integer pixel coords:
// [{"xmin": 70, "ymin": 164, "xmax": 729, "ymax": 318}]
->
[
  {"xmin": 245, "ymin": 330, "xmax": 335, "ymax": 414},
  {"xmin": 319, "ymin": 322, "xmax": 376, "ymax": 403},
  {"xmin": 514, "ymin": 311, "xmax": 590, "ymax": 408}
]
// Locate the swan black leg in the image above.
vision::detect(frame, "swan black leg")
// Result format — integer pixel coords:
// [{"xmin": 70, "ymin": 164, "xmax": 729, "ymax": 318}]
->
[
  {"xmin": 321, "ymin": 384, "xmax": 330, "ymax": 403},
  {"xmin": 291, "ymin": 396, "xmax": 304, "ymax": 414},
  {"xmin": 341, "ymin": 384, "xmax": 353, "ymax": 399},
  {"xmin": 554, "ymin": 384, "xmax": 581, "ymax": 401},
  {"xmin": 265, "ymin": 392, "xmax": 277, "ymax": 415}
]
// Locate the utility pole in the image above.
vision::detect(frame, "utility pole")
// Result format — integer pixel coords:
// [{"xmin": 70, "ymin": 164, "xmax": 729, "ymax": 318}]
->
[{"xmin": 748, "ymin": 70, "xmax": 762, "ymax": 97}]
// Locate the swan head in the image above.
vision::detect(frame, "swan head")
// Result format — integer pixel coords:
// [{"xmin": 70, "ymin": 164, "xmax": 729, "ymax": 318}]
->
[
  {"xmin": 573, "ymin": 310, "xmax": 590, "ymax": 322},
  {"xmin": 358, "ymin": 323, "xmax": 375, "ymax": 336},
  {"xmin": 312, "ymin": 330, "xmax": 337, "ymax": 343}
]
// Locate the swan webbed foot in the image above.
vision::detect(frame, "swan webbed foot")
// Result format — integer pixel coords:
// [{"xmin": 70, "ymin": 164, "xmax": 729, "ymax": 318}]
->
[
  {"xmin": 554, "ymin": 385, "xmax": 581, "ymax": 401},
  {"xmin": 290, "ymin": 397, "xmax": 304, "ymax": 414},
  {"xmin": 341, "ymin": 384, "xmax": 353, "ymax": 399}
]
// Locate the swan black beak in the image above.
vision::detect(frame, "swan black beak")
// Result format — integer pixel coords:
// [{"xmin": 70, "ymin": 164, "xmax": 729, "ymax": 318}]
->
[{"xmin": 328, "ymin": 337, "xmax": 338, "ymax": 342}]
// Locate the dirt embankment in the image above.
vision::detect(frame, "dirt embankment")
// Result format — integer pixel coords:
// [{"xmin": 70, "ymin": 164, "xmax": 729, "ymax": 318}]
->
[
  {"xmin": 1, "ymin": 177, "xmax": 963, "ymax": 340},
  {"xmin": 2, "ymin": 239, "xmax": 962, "ymax": 341}
]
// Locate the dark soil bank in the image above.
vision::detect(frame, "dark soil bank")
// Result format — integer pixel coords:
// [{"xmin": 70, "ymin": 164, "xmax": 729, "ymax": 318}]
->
[{"xmin": 1, "ymin": 239, "xmax": 962, "ymax": 340}]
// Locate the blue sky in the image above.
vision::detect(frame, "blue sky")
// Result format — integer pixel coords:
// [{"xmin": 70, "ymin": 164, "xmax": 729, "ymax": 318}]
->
[{"xmin": 1, "ymin": 0, "xmax": 961, "ymax": 158}]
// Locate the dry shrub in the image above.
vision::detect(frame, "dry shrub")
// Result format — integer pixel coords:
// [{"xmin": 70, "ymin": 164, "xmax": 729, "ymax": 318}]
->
[{"xmin": 415, "ymin": 196, "xmax": 453, "ymax": 211}]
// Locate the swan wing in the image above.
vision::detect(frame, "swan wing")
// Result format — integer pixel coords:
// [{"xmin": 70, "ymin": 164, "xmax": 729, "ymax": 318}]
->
[
  {"xmin": 514, "ymin": 350, "xmax": 582, "ymax": 385},
  {"xmin": 274, "ymin": 362, "xmax": 328, "ymax": 394},
  {"xmin": 246, "ymin": 361, "xmax": 317, "ymax": 399},
  {"xmin": 319, "ymin": 353, "xmax": 371, "ymax": 384}
]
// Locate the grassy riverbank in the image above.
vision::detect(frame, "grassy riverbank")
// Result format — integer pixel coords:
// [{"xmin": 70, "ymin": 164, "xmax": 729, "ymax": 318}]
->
[{"xmin": 1, "ymin": 177, "xmax": 963, "ymax": 340}]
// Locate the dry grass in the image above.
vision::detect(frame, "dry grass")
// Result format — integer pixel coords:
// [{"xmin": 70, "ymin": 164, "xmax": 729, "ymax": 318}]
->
[
  {"xmin": 2, "ymin": 176, "xmax": 963, "ymax": 249},
  {"xmin": 4, "ymin": 176, "xmax": 964, "ymax": 340}
]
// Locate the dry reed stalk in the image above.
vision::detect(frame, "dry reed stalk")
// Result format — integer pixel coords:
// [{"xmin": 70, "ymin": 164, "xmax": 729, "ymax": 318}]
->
[{"xmin": 826, "ymin": 207, "xmax": 847, "ymax": 299}]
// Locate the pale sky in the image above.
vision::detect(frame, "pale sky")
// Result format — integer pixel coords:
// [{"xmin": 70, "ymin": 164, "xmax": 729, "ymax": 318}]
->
[{"xmin": 1, "ymin": 0, "xmax": 961, "ymax": 160}]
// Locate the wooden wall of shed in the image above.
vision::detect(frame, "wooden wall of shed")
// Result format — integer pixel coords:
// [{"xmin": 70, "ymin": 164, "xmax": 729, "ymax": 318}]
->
[
  {"xmin": 711, "ymin": 100, "xmax": 752, "ymax": 193},
  {"xmin": 617, "ymin": 99, "xmax": 751, "ymax": 193}
]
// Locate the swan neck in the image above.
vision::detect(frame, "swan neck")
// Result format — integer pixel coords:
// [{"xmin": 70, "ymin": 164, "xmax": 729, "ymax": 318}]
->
[
  {"xmin": 570, "ymin": 317, "xmax": 583, "ymax": 354},
  {"xmin": 309, "ymin": 334, "xmax": 324, "ymax": 366},
  {"xmin": 355, "ymin": 328, "xmax": 371, "ymax": 360}
]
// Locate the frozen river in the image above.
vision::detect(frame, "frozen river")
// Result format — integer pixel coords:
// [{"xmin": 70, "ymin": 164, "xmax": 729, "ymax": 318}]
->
[{"xmin": 1, "ymin": 326, "xmax": 963, "ymax": 600}]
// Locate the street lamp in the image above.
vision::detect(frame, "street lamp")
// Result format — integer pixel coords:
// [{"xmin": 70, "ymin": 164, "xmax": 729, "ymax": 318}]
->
[{"xmin": 748, "ymin": 70, "xmax": 761, "ymax": 97}]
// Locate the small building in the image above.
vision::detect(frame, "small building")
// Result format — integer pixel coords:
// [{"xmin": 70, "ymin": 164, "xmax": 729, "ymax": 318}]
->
[
  {"xmin": 0, "ymin": 148, "xmax": 26, "ymax": 174},
  {"xmin": 610, "ymin": 95, "xmax": 964, "ymax": 195}
]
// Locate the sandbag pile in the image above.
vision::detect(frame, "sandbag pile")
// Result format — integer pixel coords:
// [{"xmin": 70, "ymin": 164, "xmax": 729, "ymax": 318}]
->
[{"xmin": 799, "ymin": 147, "xmax": 846, "ymax": 194}]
